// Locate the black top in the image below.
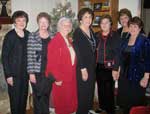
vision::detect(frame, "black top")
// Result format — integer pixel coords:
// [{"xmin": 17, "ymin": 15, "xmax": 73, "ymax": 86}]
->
[
  {"xmin": 73, "ymin": 27, "xmax": 96, "ymax": 69},
  {"xmin": 80, "ymin": 29, "xmax": 96, "ymax": 53},
  {"xmin": 117, "ymin": 27, "xmax": 130, "ymax": 40},
  {"xmin": 19, "ymin": 36, "xmax": 27, "ymax": 73},
  {"xmin": 40, "ymin": 38, "xmax": 51, "ymax": 74},
  {"xmin": 97, "ymin": 38, "xmax": 105, "ymax": 64},
  {"xmin": 121, "ymin": 32, "xmax": 130, "ymax": 40},
  {"xmin": 2, "ymin": 29, "xmax": 30, "ymax": 78}
]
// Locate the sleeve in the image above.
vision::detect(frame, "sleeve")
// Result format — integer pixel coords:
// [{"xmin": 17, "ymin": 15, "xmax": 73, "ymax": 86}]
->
[
  {"xmin": 45, "ymin": 40, "xmax": 61, "ymax": 81},
  {"xmin": 112, "ymin": 32, "xmax": 121, "ymax": 71},
  {"xmin": 73, "ymin": 29, "xmax": 86, "ymax": 69},
  {"xmin": 27, "ymin": 33, "xmax": 36, "ymax": 74},
  {"xmin": 144, "ymin": 38, "xmax": 150, "ymax": 73},
  {"xmin": 1, "ymin": 33, "xmax": 14, "ymax": 78}
]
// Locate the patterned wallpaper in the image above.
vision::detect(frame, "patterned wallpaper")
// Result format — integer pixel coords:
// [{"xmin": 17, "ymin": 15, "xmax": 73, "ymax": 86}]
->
[
  {"xmin": 0, "ymin": 0, "xmax": 12, "ymax": 91},
  {"xmin": 0, "ymin": 0, "xmax": 12, "ymax": 56}
]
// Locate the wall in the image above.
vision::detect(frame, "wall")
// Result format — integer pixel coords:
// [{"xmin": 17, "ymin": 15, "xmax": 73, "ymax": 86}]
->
[
  {"xmin": 118, "ymin": 0, "xmax": 141, "ymax": 27},
  {"xmin": 142, "ymin": 9, "xmax": 150, "ymax": 35},
  {"xmin": 11, "ymin": 0, "xmax": 78, "ymax": 31},
  {"xmin": 119, "ymin": 0, "xmax": 141, "ymax": 16},
  {"xmin": 141, "ymin": 0, "xmax": 150, "ymax": 35},
  {"xmin": 11, "ymin": 0, "xmax": 141, "ymax": 31}
]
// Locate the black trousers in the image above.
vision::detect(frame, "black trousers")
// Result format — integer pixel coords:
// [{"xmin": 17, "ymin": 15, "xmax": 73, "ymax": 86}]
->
[
  {"xmin": 31, "ymin": 74, "xmax": 51, "ymax": 114},
  {"xmin": 8, "ymin": 76, "xmax": 28, "ymax": 114},
  {"xmin": 96, "ymin": 64, "xmax": 115, "ymax": 114}
]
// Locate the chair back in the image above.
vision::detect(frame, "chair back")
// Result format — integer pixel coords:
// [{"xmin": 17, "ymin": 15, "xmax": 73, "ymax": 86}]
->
[{"xmin": 130, "ymin": 106, "xmax": 150, "ymax": 114}]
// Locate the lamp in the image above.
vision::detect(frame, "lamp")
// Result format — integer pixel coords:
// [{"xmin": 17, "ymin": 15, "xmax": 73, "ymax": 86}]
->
[{"xmin": 0, "ymin": 0, "xmax": 9, "ymax": 17}]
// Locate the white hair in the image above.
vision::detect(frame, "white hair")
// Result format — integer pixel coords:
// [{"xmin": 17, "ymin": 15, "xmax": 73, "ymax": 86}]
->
[{"xmin": 57, "ymin": 17, "xmax": 72, "ymax": 32}]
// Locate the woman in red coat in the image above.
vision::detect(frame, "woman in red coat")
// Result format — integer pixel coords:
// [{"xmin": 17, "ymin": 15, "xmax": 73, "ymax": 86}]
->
[{"xmin": 45, "ymin": 17, "xmax": 77, "ymax": 114}]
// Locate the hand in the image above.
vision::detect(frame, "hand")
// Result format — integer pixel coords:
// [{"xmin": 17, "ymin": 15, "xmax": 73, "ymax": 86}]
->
[
  {"xmin": 29, "ymin": 74, "xmax": 36, "ymax": 84},
  {"xmin": 55, "ymin": 81, "xmax": 63, "ymax": 86},
  {"xmin": 81, "ymin": 68, "xmax": 88, "ymax": 81},
  {"xmin": 6, "ymin": 77, "xmax": 13, "ymax": 86},
  {"xmin": 112, "ymin": 70, "xmax": 119, "ymax": 81},
  {"xmin": 140, "ymin": 73, "xmax": 149, "ymax": 88}
]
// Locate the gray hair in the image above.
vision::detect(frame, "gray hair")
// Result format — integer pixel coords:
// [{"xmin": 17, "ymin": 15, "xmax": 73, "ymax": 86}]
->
[{"xmin": 57, "ymin": 17, "xmax": 72, "ymax": 32}]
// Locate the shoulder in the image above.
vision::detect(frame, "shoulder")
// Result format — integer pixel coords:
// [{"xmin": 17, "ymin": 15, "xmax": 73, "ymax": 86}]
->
[
  {"xmin": 73, "ymin": 27, "xmax": 81, "ymax": 36},
  {"xmin": 5, "ymin": 29, "xmax": 15, "ymax": 38},
  {"xmin": 117, "ymin": 27, "xmax": 123, "ymax": 35},
  {"xmin": 137, "ymin": 34, "xmax": 149, "ymax": 45},
  {"xmin": 138, "ymin": 34, "xmax": 147, "ymax": 41},
  {"xmin": 111, "ymin": 31, "xmax": 120, "ymax": 40},
  {"xmin": 28, "ymin": 30, "xmax": 39, "ymax": 40},
  {"xmin": 4, "ymin": 29, "xmax": 16, "ymax": 42},
  {"xmin": 112, "ymin": 30, "xmax": 120, "ymax": 36},
  {"xmin": 48, "ymin": 33, "xmax": 61, "ymax": 47},
  {"xmin": 24, "ymin": 29, "xmax": 30, "ymax": 35},
  {"xmin": 95, "ymin": 31, "xmax": 101, "ymax": 37}
]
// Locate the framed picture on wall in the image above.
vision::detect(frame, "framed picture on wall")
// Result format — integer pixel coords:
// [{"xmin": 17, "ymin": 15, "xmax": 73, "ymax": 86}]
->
[
  {"xmin": 92, "ymin": 15, "xmax": 101, "ymax": 26},
  {"xmin": 93, "ymin": 3, "xmax": 102, "ymax": 11},
  {"xmin": 102, "ymin": 1, "xmax": 110, "ymax": 11}
]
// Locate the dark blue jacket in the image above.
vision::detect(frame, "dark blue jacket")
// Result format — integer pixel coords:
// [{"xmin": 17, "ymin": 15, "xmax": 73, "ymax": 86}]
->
[{"xmin": 120, "ymin": 34, "xmax": 150, "ymax": 84}]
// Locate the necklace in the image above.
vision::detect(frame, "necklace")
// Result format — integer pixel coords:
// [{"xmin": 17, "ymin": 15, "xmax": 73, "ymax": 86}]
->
[
  {"xmin": 81, "ymin": 29, "xmax": 96, "ymax": 52},
  {"xmin": 121, "ymin": 31, "xmax": 130, "ymax": 39}
]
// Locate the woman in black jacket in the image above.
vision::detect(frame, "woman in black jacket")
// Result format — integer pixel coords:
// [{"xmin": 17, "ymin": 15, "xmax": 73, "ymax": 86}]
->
[
  {"xmin": 73, "ymin": 8, "xmax": 97, "ymax": 114},
  {"xmin": 96, "ymin": 14, "xmax": 121, "ymax": 114},
  {"xmin": 2, "ymin": 10, "xmax": 30, "ymax": 114}
]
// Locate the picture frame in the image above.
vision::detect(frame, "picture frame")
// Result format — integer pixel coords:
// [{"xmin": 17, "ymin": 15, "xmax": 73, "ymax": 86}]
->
[
  {"xmin": 93, "ymin": 3, "xmax": 102, "ymax": 11},
  {"xmin": 92, "ymin": 15, "xmax": 101, "ymax": 26},
  {"xmin": 101, "ymin": 1, "xmax": 110, "ymax": 11}
]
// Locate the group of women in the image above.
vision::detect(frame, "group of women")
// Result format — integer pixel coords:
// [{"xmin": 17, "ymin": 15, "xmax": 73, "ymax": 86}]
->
[{"xmin": 1, "ymin": 7, "xmax": 150, "ymax": 114}]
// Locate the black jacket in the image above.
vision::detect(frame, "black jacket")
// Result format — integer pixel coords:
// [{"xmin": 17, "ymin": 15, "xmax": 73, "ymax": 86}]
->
[
  {"xmin": 2, "ymin": 29, "xmax": 30, "ymax": 78},
  {"xmin": 96, "ymin": 31, "xmax": 121, "ymax": 70}
]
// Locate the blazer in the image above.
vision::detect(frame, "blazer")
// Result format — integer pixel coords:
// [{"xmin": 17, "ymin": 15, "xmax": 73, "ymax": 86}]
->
[
  {"xmin": 27, "ymin": 30, "xmax": 52, "ymax": 74},
  {"xmin": 96, "ymin": 31, "xmax": 121, "ymax": 70},
  {"xmin": 2, "ymin": 29, "xmax": 29, "ymax": 78},
  {"xmin": 120, "ymin": 34, "xmax": 150, "ymax": 83}
]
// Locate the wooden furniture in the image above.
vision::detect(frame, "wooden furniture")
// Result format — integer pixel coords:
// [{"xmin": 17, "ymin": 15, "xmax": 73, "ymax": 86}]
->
[
  {"xmin": 0, "ymin": 16, "xmax": 12, "ymax": 30},
  {"xmin": 0, "ymin": 17, "xmax": 12, "ymax": 24},
  {"xmin": 78, "ymin": 0, "xmax": 119, "ymax": 32}
]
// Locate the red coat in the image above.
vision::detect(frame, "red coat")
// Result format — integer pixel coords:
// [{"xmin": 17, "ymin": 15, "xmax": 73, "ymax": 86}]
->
[{"xmin": 45, "ymin": 32, "xmax": 77, "ymax": 114}]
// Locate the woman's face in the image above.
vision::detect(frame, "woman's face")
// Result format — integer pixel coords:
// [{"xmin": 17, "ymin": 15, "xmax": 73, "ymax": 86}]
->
[
  {"xmin": 129, "ymin": 24, "xmax": 141, "ymax": 36},
  {"xmin": 80, "ymin": 12, "xmax": 92, "ymax": 28},
  {"xmin": 38, "ymin": 17, "xmax": 49, "ymax": 30},
  {"xmin": 14, "ymin": 17, "xmax": 27, "ymax": 30},
  {"xmin": 60, "ymin": 21, "xmax": 72, "ymax": 37},
  {"xmin": 100, "ymin": 18, "xmax": 111, "ymax": 32},
  {"xmin": 120, "ymin": 14, "xmax": 130, "ymax": 27}
]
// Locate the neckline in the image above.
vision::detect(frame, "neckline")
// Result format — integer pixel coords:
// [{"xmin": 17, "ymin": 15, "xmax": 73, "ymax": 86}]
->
[
  {"xmin": 14, "ymin": 29, "xmax": 25, "ymax": 38},
  {"xmin": 121, "ymin": 31, "xmax": 130, "ymax": 39},
  {"xmin": 80, "ymin": 28, "xmax": 96, "ymax": 52}
]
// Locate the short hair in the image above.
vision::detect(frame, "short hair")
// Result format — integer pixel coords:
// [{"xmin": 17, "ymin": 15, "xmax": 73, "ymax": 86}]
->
[
  {"xmin": 129, "ymin": 16, "xmax": 144, "ymax": 29},
  {"xmin": 37, "ymin": 12, "xmax": 51, "ymax": 24},
  {"xmin": 12, "ymin": 10, "xmax": 29, "ymax": 23},
  {"xmin": 57, "ymin": 17, "xmax": 72, "ymax": 33},
  {"xmin": 78, "ymin": 8, "xmax": 94, "ymax": 22},
  {"xmin": 118, "ymin": 8, "xmax": 132, "ymax": 23},
  {"xmin": 99, "ymin": 14, "xmax": 113, "ymax": 26}
]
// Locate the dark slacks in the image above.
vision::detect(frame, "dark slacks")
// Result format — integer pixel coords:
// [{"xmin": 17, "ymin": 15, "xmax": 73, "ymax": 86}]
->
[
  {"xmin": 8, "ymin": 76, "xmax": 28, "ymax": 114},
  {"xmin": 96, "ymin": 64, "xmax": 115, "ymax": 114},
  {"xmin": 31, "ymin": 74, "xmax": 52, "ymax": 114}
]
